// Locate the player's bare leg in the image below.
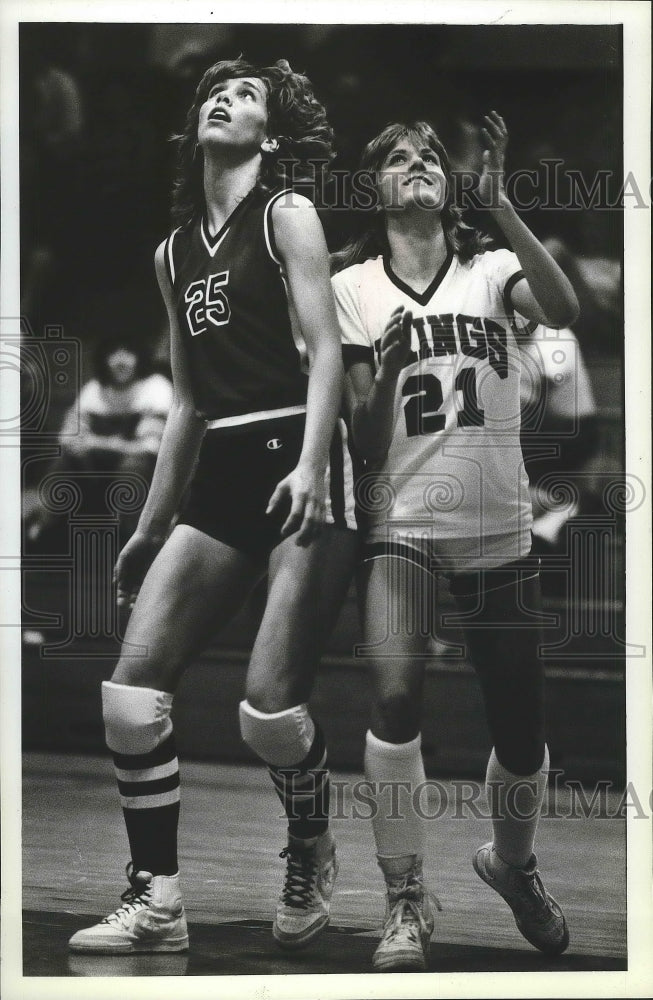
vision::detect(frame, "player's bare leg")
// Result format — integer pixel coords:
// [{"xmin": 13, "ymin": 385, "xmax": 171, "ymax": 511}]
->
[
  {"xmin": 242, "ymin": 526, "xmax": 358, "ymax": 949},
  {"xmin": 69, "ymin": 526, "xmax": 262, "ymax": 953},
  {"xmin": 359, "ymin": 553, "xmax": 437, "ymax": 971}
]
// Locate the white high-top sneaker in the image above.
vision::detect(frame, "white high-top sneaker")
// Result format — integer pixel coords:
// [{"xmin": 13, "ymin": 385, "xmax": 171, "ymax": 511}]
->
[
  {"xmin": 473, "ymin": 842, "xmax": 569, "ymax": 955},
  {"xmin": 273, "ymin": 830, "xmax": 339, "ymax": 949},
  {"xmin": 68, "ymin": 863, "xmax": 189, "ymax": 954},
  {"xmin": 372, "ymin": 856, "xmax": 436, "ymax": 972}
]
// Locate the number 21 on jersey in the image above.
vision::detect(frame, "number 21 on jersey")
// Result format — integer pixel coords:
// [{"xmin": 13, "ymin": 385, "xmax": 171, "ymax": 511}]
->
[{"xmin": 402, "ymin": 368, "xmax": 485, "ymax": 436}]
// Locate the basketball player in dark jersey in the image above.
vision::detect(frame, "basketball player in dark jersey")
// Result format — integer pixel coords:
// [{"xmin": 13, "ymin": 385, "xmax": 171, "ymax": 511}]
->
[{"xmin": 69, "ymin": 58, "xmax": 358, "ymax": 956}]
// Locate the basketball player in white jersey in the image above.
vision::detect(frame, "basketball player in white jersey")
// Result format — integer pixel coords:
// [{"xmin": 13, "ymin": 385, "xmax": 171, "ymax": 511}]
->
[
  {"xmin": 332, "ymin": 113, "xmax": 579, "ymax": 971},
  {"xmin": 68, "ymin": 58, "xmax": 358, "ymax": 956}
]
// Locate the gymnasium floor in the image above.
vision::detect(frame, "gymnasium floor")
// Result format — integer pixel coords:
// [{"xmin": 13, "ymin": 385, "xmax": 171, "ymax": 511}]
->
[{"xmin": 19, "ymin": 752, "xmax": 627, "ymax": 981}]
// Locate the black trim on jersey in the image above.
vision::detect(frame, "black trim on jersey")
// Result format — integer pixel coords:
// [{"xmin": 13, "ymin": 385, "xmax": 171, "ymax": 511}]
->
[
  {"xmin": 342, "ymin": 344, "xmax": 374, "ymax": 371},
  {"xmin": 329, "ymin": 427, "xmax": 347, "ymax": 528},
  {"xmin": 383, "ymin": 249, "xmax": 454, "ymax": 306},
  {"xmin": 502, "ymin": 270, "xmax": 538, "ymax": 340},
  {"xmin": 201, "ymin": 187, "xmax": 257, "ymax": 249},
  {"xmin": 502, "ymin": 270, "xmax": 526, "ymax": 312}
]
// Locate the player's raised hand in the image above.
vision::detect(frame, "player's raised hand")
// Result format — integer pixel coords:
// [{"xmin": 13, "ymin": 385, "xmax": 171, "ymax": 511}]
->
[
  {"xmin": 477, "ymin": 111, "xmax": 508, "ymax": 208},
  {"xmin": 378, "ymin": 305, "xmax": 413, "ymax": 380}
]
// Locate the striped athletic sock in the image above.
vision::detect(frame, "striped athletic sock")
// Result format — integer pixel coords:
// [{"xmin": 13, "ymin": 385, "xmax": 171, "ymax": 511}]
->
[
  {"xmin": 112, "ymin": 732, "xmax": 181, "ymax": 875},
  {"xmin": 268, "ymin": 723, "xmax": 330, "ymax": 841}
]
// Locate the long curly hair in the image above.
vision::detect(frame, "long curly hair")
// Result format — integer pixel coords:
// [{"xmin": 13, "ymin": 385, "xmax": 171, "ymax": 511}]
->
[
  {"xmin": 171, "ymin": 57, "xmax": 334, "ymax": 227},
  {"xmin": 331, "ymin": 121, "xmax": 491, "ymax": 273}
]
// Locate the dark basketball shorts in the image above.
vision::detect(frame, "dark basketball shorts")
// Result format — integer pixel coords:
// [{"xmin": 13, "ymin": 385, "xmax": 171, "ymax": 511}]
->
[
  {"xmin": 177, "ymin": 411, "xmax": 356, "ymax": 559},
  {"xmin": 363, "ymin": 533, "xmax": 541, "ymax": 598},
  {"xmin": 362, "ymin": 535, "xmax": 544, "ymax": 661}
]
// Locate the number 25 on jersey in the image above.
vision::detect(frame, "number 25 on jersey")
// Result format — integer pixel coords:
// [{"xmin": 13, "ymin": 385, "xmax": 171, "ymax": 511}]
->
[{"xmin": 185, "ymin": 271, "xmax": 231, "ymax": 336}]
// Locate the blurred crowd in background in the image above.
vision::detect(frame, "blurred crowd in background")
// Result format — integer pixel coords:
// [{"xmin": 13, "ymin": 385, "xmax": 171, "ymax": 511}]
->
[{"xmin": 20, "ymin": 22, "xmax": 623, "ymax": 557}]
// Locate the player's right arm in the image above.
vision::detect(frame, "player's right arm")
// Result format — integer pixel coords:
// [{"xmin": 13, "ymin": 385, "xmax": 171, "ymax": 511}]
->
[
  {"xmin": 338, "ymin": 289, "xmax": 413, "ymax": 465},
  {"xmin": 114, "ymin": 240, "xmax": 206, "ymax": 607},
  {"xmin": 350, "ymin": 305, "xmax": 413, "ymax": 464}
]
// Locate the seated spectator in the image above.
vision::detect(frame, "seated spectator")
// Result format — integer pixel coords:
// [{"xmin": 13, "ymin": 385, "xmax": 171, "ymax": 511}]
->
[{"xmin": 27, "ymin": 336, "xmax": 173, "ymax": 545}]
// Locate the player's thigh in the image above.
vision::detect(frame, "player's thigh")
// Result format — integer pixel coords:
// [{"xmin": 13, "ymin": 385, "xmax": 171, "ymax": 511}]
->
[
  {"xmin": 112, "ymin": 524, "xmax": 261, "ymax": 691},
  {"xmin": 452, "ymin": 570, "xmax": 545, "ymax": 769},
  {"xmin": 245, "ymin": 526, "xmax": 358, "ymax": 710},
  {"xmin": 360, "ymin": 553, "xmax": 434, "ymax": 658},
  {"xmin": 452, "ymin": 569, "xmax": 544, "ymax": 684}
]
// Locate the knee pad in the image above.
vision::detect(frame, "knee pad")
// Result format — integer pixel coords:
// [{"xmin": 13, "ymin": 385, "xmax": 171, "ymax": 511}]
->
[
  {"xmin": 239, "ymin": 700, "xmax": 314, "ymax": 767},
  {"xmin": 102, "ymin": 680, "xmax": 173, "ymax": 754}
]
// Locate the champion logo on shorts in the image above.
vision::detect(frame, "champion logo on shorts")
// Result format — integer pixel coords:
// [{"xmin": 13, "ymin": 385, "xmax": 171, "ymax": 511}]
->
[{"xmin": 267, "ymin": 438, "xmax": 283, "ymax": 450}]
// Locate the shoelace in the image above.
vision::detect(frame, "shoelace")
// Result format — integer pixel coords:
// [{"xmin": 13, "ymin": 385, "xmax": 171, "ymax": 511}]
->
[
  {"xmin": 387, "ymin": 873, "xmax": 442, "ymax": 913},
  {"xmin": 279, "ymin": 846, "xmax": 318, "ymax": 909},
  {"xmin": 383, "ymin": 898, "xmax": 429, "ymax": 944},
  {"xmin": 513, "ymin": 867, "xmax": 552, "ymax": 914},
  {"xmin": 102, "ymin": 862, "xmax": 152, "ymax": 927}
]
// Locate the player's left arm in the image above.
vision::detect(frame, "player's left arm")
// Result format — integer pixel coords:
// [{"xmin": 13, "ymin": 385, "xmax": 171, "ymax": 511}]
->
[
  {"xmin": 478, "ymin": 111, "xmax": 579, "ymax": 328},
  {"xmin": 267, "ymin": 193, "xmax": 345, "ymax": 544}
]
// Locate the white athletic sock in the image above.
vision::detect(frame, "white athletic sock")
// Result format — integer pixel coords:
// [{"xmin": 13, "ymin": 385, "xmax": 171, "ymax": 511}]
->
[
  {"xmin": 485, "ymin": 745, "xmax": 550, "ymax": 867},
  {"xmin": 364, "ymin": 730, "xmax": 427, "ymax": 872}
]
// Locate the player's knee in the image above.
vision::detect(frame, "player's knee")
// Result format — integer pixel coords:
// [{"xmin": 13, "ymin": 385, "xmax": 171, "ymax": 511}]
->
[
  {"xmin": 372, "ymin": 689, "xmax": 421, "ymax": 744},
  {"xmin": 112, "ymin": 649, "xmax": 174, "ymax": 691},
  {"xmin": 244, "ymin": 675, "xmax": 304, "ymax": 715},
  {"xmin": 102, "ymin": 680, "xmax": 173, "ymax": 755},
  {"xmin": 239, "ymin": 699, "xmax": 315, "ymax": 766},
  {"xmin": 494, "ymin": 731, "xmax": 546, "ymax": 777}
]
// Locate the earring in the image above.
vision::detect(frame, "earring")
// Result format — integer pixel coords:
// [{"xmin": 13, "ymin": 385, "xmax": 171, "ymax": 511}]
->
[{"xmin": 263, "ymin": 137, "xmax": 279, "ymax": 153}]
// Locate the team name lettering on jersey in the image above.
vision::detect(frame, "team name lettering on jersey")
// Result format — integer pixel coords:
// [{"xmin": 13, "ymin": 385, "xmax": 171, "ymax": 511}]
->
[
  {"xmin": 374, "ymin": 313, "xmax": 508, "ymax": 379},
  {"xmin": 185, "ymin": 270, "xmax": 231, "ymax": 337}
]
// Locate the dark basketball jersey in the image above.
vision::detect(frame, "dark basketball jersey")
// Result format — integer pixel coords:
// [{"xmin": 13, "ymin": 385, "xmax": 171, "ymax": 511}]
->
[{"xmin": 164, "ymin": 186, "xmax": 309, "ymax": 424}]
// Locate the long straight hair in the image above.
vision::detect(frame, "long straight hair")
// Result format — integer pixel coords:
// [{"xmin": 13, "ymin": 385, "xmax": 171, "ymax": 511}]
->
[
  {"xmin": 171, "ymin": 58, "xmax": 334, "ymax": 227},
  {"xmin": 331, "ymin": 121, "xmax": 491, "ymax": 273}
]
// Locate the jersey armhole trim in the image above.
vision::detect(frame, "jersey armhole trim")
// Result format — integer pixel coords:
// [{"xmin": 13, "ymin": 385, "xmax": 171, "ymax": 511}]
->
[
  {"xmin": 263, "ymin": 188, "xmax": 294, "ymax": 267},
  {"xmin": 164, "ymin": 228, "xmax": 181, "ymax": 288},
  {"xmin": 502, "ymin": 270, "xmax": 539, "ymax": 337},
  {"xmin": 502, "ymin": 269, "xmax": 525, "ymax": 313}
]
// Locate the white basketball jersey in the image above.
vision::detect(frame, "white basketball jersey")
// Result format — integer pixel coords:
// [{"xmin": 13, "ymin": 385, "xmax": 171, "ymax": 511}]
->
[{"xmin": 332, "ymin": 250, "xmax": 533, "ymax": 541}]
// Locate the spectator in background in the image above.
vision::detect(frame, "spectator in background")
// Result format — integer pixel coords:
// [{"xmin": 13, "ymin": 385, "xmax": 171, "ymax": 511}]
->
[
  {"xmin": 517, "ymin": 319, "xmax": 600, "ymax": 554},
  {"xmin": 26, "ymin": 336, "xmax": 172, "ymax": 545},
  {"xmin": 540, "ymin": 235, "xmax": 621, "ymax": 357}
]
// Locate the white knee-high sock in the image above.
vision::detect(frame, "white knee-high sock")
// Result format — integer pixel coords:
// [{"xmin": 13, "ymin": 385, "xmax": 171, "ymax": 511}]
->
[
  {"xmin": 485, "ymin": 745, "xmax": 549, "ymax": 867},
  {"xmin": 364, "ymin": 730, "xmax": 427, "ymax": 872}
]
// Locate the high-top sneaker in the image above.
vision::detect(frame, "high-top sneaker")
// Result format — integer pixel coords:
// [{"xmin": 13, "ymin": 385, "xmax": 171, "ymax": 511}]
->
[
  {"xmin": 273, "ymin": 830, "xmax": 338, "ymax": 949},
  {"xmin": 372, "ymin": 857, "xmax": 437, "ymax": 972},
  {"xmin": 68, "ymin": 863, "xmax": 188, "ymax": 954},
  {"xmin": 473, "ymin": 842, "xmax": 569, "ymax": 955}
]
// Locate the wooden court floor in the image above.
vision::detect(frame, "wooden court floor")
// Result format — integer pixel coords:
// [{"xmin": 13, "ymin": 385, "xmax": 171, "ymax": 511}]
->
[{"xmin": 16, "ymin": 751, "xmax": 627, "ymax": 982}]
